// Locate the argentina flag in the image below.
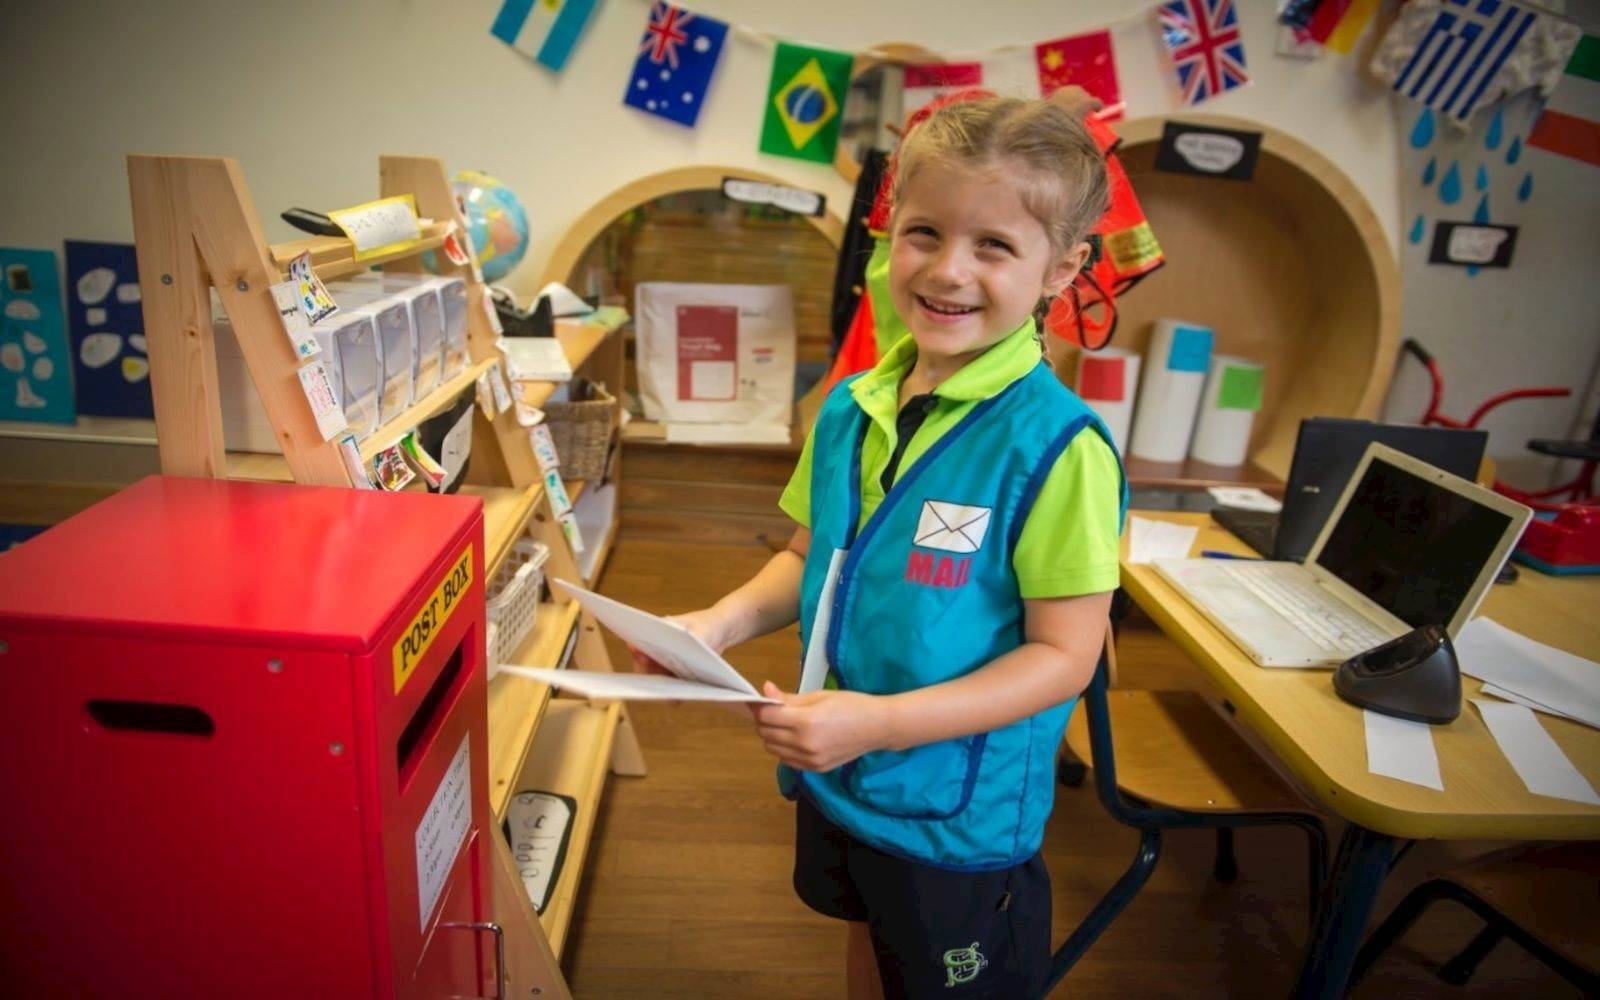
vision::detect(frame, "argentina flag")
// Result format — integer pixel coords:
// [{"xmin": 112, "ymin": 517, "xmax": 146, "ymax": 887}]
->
[
  {"xmin": 1390, "ymin": 0, "xmax": 1541, "ymax": 122},
  {"xmin": 491, "ymin": 0, "xmax": 600, "ymax": 72}
]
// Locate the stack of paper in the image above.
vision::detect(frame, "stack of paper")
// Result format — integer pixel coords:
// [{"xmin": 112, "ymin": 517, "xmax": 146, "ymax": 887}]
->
[
  {"xmin": 1454, "ymin": 618, "xmax": 1600, "ymax": 730},
  {"xmin": 498, "ymin": 337, "xmax": 572, "ymax": 382},
  {"xmin": 1127, "ymin": 515, "xmax": 1200, "ymax": 564}
]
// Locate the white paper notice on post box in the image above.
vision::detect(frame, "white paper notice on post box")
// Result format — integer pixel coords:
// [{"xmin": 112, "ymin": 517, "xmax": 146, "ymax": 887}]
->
[{"xmin": 414, "ymin": 736, "xmax": 471, "ymax": 930}]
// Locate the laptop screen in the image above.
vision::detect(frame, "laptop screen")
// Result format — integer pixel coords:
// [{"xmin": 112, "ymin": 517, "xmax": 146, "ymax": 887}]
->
[{"xmin": 1313, "ymin": 457, "xmax": 1515, "ymax": 629}]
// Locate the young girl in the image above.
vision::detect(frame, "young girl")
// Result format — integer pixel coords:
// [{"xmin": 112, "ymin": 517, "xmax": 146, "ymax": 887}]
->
[{"xmin": 642, "ymin": 96, "xmax": 1125, "ymax": 998}]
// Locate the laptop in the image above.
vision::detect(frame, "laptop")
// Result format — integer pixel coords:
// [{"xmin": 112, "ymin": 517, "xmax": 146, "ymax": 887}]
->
[
  {"xmin": 1155, "ymin": 443, "xmax": 1531, "ymax": 667},
  {"xmin": 1212, "ymin": 418, "xmax": 1489, "ymax": 561}
]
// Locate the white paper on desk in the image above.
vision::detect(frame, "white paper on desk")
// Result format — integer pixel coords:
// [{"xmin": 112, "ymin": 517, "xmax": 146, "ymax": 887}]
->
[
  {"xmin": 1207, "ymin": 486, "xmax": 1282, "ymax": 513},
  {"xmin": 550, "ymin": 579, "xmax": 763, "ymax": 698},
  {"xmin": 1454, "ymin": 618, "xmax": 1600, "ymax": 731},
  {"xmin": 1470, "ymin": 698, "xmax": 1600, "ymax": 805},
  {"xmin": 498, "ymin": 665, "xmax": 780, "ymax": 704},
  {"xmin": 665, "ymin": 422, "xmax": 792, "ymax": 445},
  {"xmin": 1127, "ymin": 515, "xmax": 1200, "ymax": 564},
  {"xmin": 1364, "ymin": 710, "xmax": 1443, "ymax": 790},
  {"xmin": 1481, "ymin": 683, "xmax": 1587, "ymax": 726}
]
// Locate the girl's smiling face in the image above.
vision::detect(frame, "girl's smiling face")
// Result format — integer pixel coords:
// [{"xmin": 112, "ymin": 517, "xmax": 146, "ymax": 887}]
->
[{"xmin": 888, "ymin": 157, "xmax": 1082, "ymax": 372}]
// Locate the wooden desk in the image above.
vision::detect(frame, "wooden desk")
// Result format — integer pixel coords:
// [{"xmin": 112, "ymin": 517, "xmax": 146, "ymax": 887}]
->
[{"xmin": 1118, "ymin": 511, "xmax": 1600, "ymax": 997}]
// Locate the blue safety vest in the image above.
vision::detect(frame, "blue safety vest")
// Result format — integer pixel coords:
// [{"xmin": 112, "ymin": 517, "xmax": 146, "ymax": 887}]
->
[{"xmin": 780, "ymin": 362, "xmax": 1127, "ymax": 870}]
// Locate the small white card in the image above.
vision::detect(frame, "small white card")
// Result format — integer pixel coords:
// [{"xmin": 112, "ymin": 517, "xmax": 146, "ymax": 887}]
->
[
  {"xmin": 1208, "ymin": 486, "xmax": 1283, "ymax": 513},
  {"xmin": 482, "ymin": 287, "xmax": 503, "ymax": 335},
  {"xmin": 1364, "ymin": 710, "xmax": 1443, "ymax": 790},
  {"xmin": 288, "ymin": 251, "xmax": 338, "ymax": 324},
  {"xmin": 337, "ymin": 432, "xmax": 375, "ymax": 489},
  {"xmin": 558, "ymin": 510, "xmax": 585, "ymax": 554},
  {"xmin": 297, "ymin": 360, "xmax": 347, "ymax": 440},
  {"xmin": 270, "ymin": 282, "xmax": 320, "ymax": 359},
  {"xmin": 544, "ymin": 468, "xmax": 573, "ymax": 516},
  {"xmin": 1471, "ymin": 698, "xmax": 1600, "ymax": 805},
  {"xmin": 475, "ymin": 370, "xmax": 495, "ymax": 418},
  {"xmin": 530, "ymin": 423, "xmax": 560, "ymax": 472}
]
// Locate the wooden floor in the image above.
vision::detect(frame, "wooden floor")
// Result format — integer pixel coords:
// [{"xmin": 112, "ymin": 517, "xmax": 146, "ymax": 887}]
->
[{"xmin": 562, "ymin": 532, "xmax": 1582, "ymax": 998}]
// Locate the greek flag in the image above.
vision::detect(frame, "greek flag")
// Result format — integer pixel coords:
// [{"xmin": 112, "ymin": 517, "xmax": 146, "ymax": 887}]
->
[
  {"xmin": 491, "ymin": 0, "xmax": 599, "ymax": 73},
  {"xmin": 1393, "ymin": 0, "xmax": 1539, "ymax": 122}
]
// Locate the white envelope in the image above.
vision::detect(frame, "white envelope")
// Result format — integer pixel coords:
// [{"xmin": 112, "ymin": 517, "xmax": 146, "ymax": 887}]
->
[{"xmin": 914, "ymin": 500, "xmax": 992, "ymax": 553}]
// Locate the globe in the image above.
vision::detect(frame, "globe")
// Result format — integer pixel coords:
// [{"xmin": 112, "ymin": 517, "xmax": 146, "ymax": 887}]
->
[{"xmin": 424, "ymin": 170, "xmax": 529, "ymax": 283}]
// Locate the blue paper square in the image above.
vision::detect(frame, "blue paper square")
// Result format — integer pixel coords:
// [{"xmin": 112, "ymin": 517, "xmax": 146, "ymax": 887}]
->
[
  {"xmin": 66, "ymin": 240, "xmax": 151, "ymax": 419},
  {"xmin": 1166, "ymin": 324, "xmax": 1213, "ymax": 373},
  {"xmin": 623, "ymin": 2, "xmax": 728, "ymax": 128},
  {"xmin": 0, "ymin": 248, "xmax": 76, "ymax": 424}
]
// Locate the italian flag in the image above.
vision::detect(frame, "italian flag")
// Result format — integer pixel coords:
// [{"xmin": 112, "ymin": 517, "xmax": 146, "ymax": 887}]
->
[{"xmin": 1527, "ymin": 34, "xmax": 1600, "ymax": 167}]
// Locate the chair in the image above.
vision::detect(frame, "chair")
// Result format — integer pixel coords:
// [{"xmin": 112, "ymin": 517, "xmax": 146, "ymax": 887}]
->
[
  {"xmin": 1348, "ymin": 842, "xmax": 1600, "ymax": 994},
  {"xmin": 1039, "ymin": 634, "xmax": 1328, "ymax": 997}
]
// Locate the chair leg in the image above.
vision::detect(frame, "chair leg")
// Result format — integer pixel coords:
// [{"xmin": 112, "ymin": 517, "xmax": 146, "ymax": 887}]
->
[
  {"xmin": 1438, "ymin": 924, "xmax": 1503, "ymax": 985},
  {"xmin": 1348, "ymin": 878, "xmax": 1453, "ymax": 989},
  {"xmin": 1057, "ymin": 753, "xmax": 1087, "ymax": 789},
  {"xmin": 1212, "ymin": 827, "xmax": 1238, "ymax": 884},
  {"xmin": 1038, "ymin": 828, "xmax": 1161, "ymax": 999}
]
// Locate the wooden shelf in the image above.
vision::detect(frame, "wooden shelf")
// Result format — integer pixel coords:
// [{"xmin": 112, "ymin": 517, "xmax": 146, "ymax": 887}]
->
[
  {"xmin": 459, "ymin": 481, "xmax": 543, "ymax": 581},
  {"xmin": 268, "ymin": 219, "xmax": 452, "ymax": 283},
  {"xmin": 487, "ymin": 600, "xmax": 582, "ymax": 822},
  {"xmin": 518, "ymin": 698, "xmax": 621, "ymax": 958},
  {"xmin": 359, "ymin": 357, "xmax": 496, "ymax": 461},
  {"xmin": 1123, "ymin": 456, "xmax": 1285, "ymax": 495}
]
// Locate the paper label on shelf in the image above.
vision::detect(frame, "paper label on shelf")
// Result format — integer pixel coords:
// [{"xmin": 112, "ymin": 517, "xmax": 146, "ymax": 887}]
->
[
  {"xmin": 270, "ymin": 282, "xmax": 320, "ymax": 358},
  {"xmin": 288, "ymin": 250, "xmax": 339, "ymax": 324},
  {"xmin": 438, "ymin": 406, "xmax": 473, "ymax": 492},
  {"xmin": 475, "ymin": 371, "xmax": 495, "ymax": 417},
  {"xmin": 530, "ymin": 423, "xmax": 561, "ymax": 471},
  {"xmin": 373, "ymin": 442, "xmax": 416, "ymax": 491},
  {"xmin": 505, "ymin": 791, "xmax": 575, "ymax": 914},
  {"xmin": 414, "ymin": 736, "xmax": 472, "ymax": 931},
  {"xmin": 481, "ymin": 287, "xmax": 503, "ymax": 335},
  {"xmin": 441, "ymin": 222, "xmax": 472, "ymax": 266},
  {"xmin": 297, "ymin": 360, "xmax": 347, "ymax": 440},
  {"xmin": 559, "ymin": 510, "xmax": 585, "ymax": 554},
  {"xmin": 544, "ymin": 468, "xmax": 573, "ymax": 516},
  {"xmin": 329, "ymin": 194, "xmax": 422, "ymax": 262},
  {"xmin": 337, "ymin": 432, "xmax": 375, "ymax": 489},
  {"xmin": 488, "ymin": 361, "xmax": 513, "ymax": 414},
  {"xmin": 514, "ymin": 402, "xmax": 545, "ymax": 427}
]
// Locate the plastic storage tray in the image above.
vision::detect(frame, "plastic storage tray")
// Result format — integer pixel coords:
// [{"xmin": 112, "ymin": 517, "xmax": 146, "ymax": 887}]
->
[{"xmin": 485, "ymin": 538, "xmax": 550, "ymax": 673}]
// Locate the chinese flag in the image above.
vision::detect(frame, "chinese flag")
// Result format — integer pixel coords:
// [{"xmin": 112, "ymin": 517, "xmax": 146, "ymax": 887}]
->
[{"xmin": 1035, "ymin": 30, "xmax": 1121, "ymax": 120}]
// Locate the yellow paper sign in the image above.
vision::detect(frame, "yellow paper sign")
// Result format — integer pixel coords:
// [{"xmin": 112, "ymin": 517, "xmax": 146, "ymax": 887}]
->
[
  {"xmin": 329, "ymin": 194, "xmax": 423, "ymax": 262},
  {"xmin": 393, "ymin": 546, "xmax": 473, "ymax": 693}
]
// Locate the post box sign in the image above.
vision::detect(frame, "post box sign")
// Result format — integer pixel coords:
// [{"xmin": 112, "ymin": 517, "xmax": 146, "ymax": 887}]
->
[{"xmin": 393, "ymin": 547, "xmax": 473, "ymax": 692}]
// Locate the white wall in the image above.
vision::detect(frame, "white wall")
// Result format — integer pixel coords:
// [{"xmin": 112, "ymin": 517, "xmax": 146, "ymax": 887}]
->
[{"xmin": 9, "ymin": 0, "xmax": 1592, "ymax": 475}]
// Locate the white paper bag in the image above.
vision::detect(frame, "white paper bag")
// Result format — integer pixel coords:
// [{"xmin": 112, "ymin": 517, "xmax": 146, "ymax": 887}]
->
[{"xmin": 634, "ymin": 282, "xmax": 795, "ymax": 427}]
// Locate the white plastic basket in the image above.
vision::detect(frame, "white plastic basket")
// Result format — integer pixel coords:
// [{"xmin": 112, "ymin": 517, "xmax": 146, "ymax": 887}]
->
[{"xmin": 486, "ymin": 539, "xmax": 550, "ymax": 673}]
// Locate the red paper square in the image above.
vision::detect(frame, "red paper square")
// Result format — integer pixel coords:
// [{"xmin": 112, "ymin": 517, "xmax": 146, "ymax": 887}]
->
[{"xmin": 1078, "ymin": 355, "xmax": 1126, "ymax": 402}]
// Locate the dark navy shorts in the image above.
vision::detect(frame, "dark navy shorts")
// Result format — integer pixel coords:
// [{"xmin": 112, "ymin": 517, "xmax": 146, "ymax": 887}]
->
[{"xmin": 793, "ymin": 794, "xmax": 1053, "ymax": 999}]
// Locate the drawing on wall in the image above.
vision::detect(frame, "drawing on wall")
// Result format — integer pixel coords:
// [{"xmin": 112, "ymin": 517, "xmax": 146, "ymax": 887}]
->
[
  {"xmin": 65, "ymin": 240, "xmax": 150, "ymax": 418},
  {"xmin": 0, "ymin": 247, "xmax": 75, "ymax": 424}
]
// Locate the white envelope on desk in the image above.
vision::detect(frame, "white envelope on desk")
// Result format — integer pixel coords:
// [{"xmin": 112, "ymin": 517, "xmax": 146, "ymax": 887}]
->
[
  {"xmin": 914, "ymin": 500, "xmax": 992, "ymax": 553},
  {"xmin": 546, "ymin": 579, "xmax": 776, "ymax": 703}
]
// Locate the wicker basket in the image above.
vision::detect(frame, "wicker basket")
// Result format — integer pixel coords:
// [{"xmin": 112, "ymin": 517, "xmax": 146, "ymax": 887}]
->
[{"xmin": 545, "ymin": 380, "xmax": 615, "ymax": 482}]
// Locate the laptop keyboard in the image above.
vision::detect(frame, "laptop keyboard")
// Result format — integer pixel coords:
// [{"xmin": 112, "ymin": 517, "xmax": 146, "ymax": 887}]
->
[{"xmin": 1218, "ymin": 563, "xmax": 1392, "ymax": 653}]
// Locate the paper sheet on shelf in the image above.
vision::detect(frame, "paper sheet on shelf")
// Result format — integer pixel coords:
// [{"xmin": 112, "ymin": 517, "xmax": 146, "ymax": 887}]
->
[
  {"xmin": 1126, "ymin": 515, "xmax": 1200, "ymax": 565},
  {"xmin": 1454, "ymin": 618, "xmax": 1600, "ymax": 730},
  {"xmin": 1470, "ymin": 698, "xmax": 1600, "ymax": 805},
  {"xmin": 550, "ymin": 579, "xmax": 762, "ymax": 698},
  {"xmin": 1364, "ymin": 710, "xmax": 1443, "ymax": 790},
  {"xmin": 497, "ymin": 665, "xmax": 779, "ymax": 704},
  {"xmin": 665, "ymin": 421, "xmax": 792, "ymax": 445}
]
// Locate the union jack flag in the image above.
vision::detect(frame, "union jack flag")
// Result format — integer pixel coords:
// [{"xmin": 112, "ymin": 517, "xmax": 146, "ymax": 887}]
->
[{"xmin": 1158, "ymin": 0, "xmax": 1251, "ymax": 106}]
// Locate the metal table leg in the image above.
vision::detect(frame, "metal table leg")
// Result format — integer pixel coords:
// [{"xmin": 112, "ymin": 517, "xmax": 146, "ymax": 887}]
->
[{"xmin": 1292, "ymin": 823, "xmax": 1396, "ymax": 998}]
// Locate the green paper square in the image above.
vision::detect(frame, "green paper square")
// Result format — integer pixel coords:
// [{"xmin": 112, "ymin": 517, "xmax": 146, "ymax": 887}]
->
[
  {"xmin": 760, "ymin": 42, "xmax": 853, "ymax": 163},
  {"xmin": 1217, "ymin": 365, "xmax": 1263, "ymax": 411}
]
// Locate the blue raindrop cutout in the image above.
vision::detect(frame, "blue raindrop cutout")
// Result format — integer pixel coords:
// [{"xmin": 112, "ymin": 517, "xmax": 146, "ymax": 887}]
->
[
  {"xmin": 1439, "ymin": 161, "xmax": 1463, "ymax": 204},
  {"xmin": 1476, "ymin": 163, "xmax": 1489, "ymax": 191},
  {"xmin": 1506, "ymin": 136, "xmax": 1522, "ymax": 165},
  {"xmin": 1410, "ymin": 108, "xmax": 1437, "ymax": 149},
  {"xmin": 1518, "ymin": 173, "xmax": 1533, "ymax": 201},
  {"xmin": 1473, "ymin": 195, "xmax": 1490, "ymax": 224},
  {"xmin": 1409, "ymin": 215, "xmax": 1426, "ymax": 244},
  {"xmin": 1485, "ymin": 107, "xmax": 1504, "ymax": 150},
  {"xmin": 1423, "ymin": 157, "xmax": 1437, "ymax": 186},
  {"xmin": 1467, "ymin": 265, "xmax": 1481, "ymax": 277}
]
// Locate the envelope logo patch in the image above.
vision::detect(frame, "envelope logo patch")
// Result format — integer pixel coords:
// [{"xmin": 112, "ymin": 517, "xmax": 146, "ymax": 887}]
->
[{"xmin": 914, "ymin": 500, "xmax": 991, "ymax": 553}]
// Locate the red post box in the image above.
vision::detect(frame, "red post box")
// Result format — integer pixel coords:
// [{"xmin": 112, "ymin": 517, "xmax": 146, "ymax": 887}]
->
[{"xmin": 0, "ymin": 476, "xmax": 498, "ymax": 999}]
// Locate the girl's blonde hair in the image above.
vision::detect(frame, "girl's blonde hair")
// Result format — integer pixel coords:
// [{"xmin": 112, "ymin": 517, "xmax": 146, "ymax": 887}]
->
[{"xmin": 888, "ymin": 96, "xmax": 1110, "ymax": 341}]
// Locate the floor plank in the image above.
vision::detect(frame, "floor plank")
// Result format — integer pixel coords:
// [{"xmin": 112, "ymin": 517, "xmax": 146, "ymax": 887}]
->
[{"xmin": 560, "ymin": 532, "xmax": 1582, "ymax": 998}]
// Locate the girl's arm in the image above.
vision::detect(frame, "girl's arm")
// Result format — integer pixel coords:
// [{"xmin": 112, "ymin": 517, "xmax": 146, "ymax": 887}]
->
[
  {"xmin": 633, "ymin": 527, "xmax": 811, "ymax": 666},
  {"xmin": 752, "ymin": 589, "xmax": 1111, "ymax": 772}
]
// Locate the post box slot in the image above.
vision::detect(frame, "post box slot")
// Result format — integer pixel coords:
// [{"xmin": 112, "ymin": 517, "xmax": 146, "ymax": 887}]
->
[
  {"xmin": 86, "ymin": 700, "xmax": 215, "ymax": 737},
  {"xmin": 397, "ymin": 639, "xmax": 467, "ymax": 787}
]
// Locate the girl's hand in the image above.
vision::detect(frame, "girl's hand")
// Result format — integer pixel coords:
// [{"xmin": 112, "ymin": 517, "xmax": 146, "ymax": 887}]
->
[
  {"xmin": 627, "ymin": 608, "xmax": 731, "ymax": 676},
  {"xmin": 752, "ymin": 681, "xmax": 893, "ymax": 772}
]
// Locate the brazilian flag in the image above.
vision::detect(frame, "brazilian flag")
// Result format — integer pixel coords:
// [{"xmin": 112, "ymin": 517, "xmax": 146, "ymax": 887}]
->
[{"xmin": 760, "ymin": 42, "xmax": 854, "ymax": 163}]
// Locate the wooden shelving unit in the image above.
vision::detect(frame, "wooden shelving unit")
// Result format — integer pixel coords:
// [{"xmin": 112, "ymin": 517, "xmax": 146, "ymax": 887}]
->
[{"xmin": 124, "ymin": 151, "xmax": 643, "ymax": 997}]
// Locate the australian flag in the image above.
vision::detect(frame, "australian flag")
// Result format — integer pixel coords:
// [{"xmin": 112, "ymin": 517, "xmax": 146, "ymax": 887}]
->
[
  {"xmin": 623, "ymin": 2, "xmax": 728, "ymax": 128},
  {"xmin": 1158, "ymin": 0, "xmax": 1250, "ymax": 106}
]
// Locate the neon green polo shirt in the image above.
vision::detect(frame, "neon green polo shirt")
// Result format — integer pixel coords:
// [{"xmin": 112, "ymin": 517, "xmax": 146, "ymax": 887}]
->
[{"xmin": 780, "ymin": 321, "xmax": 1122, "ymax": 599}]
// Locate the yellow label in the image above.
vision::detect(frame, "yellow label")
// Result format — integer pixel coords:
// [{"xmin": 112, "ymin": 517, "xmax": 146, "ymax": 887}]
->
[
  {"xmin": 393, "ymin": 547, "xmax": 473, "ymax": 694},
  {"xmin": 328, "ymin": 194, "xmax": 423, "ymax": 262},
  {"xmin": 1105, "ymin": 221, "xmax": 1163, "ymax": 274}
]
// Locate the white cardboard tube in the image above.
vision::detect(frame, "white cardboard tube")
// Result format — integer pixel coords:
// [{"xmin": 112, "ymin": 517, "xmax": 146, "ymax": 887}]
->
[
  {"xmin": 1129, "ymin": 320, "xmax": 1213, "ymax": 463},
  {"xmin": 1190, "ymin": 354, "xmax": 1263, "ymax": 467},
  {"xmin": 1074, "ymin": 346, "xmax": 1140, "ymax": 454}
]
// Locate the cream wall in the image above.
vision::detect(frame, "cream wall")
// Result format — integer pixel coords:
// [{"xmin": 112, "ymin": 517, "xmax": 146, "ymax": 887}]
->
[{"xmin": 11, "ymin": 0, "xmax": 1592, "ymax": 477}]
